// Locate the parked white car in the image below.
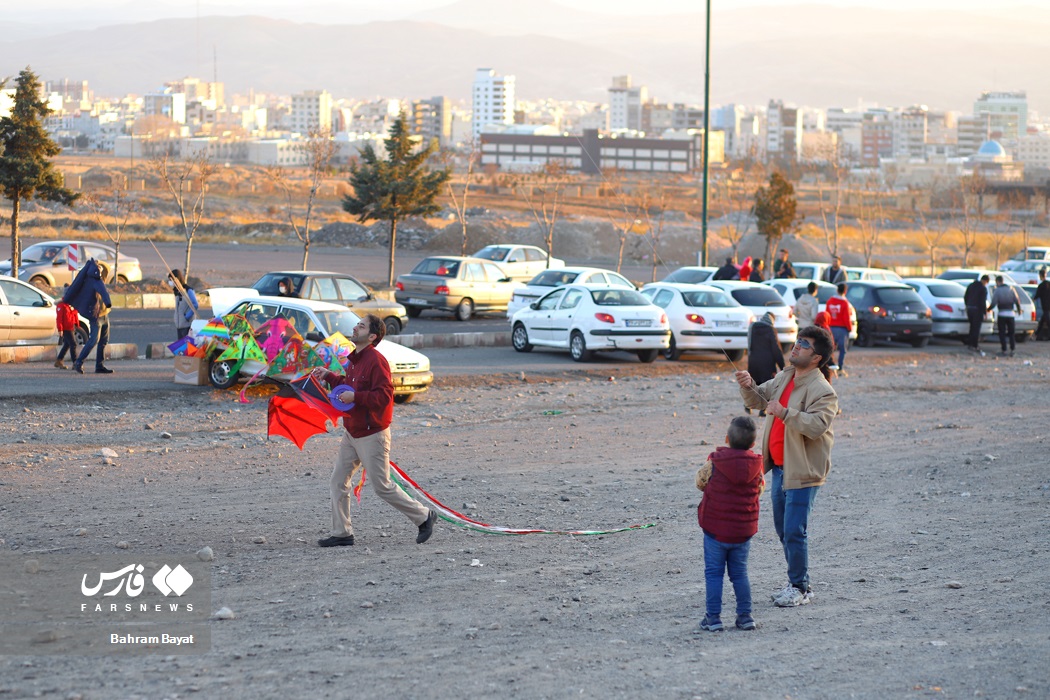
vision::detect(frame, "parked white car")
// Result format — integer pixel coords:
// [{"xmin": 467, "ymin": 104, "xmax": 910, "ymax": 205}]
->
[
  {"xmin": 639, "ymin": 282, "xmax": 752, "ymax": 362},
  {"xmin": 790, "ymin": 262, "xmax": 828, "ymax": 281},
  {"xmin": 190, "ymin": 296, "xmax": 433, "ymax": 402},
  {"xmin": 1001, "ymin": 247, "xmax": 1050, "ymax": 272},
  {"xmin": 506, "ymin": 266, "xmax": 635, "ymax": 318},
  {"xmin": 705, "ymin": 280, "xmax": 798, "ymax": 348},
  {"xmin": 0, "ymin": 274, "xmax": 90, "ymax": 346},
  {"xmin": 903, "ymin": 278, "xmax": 993, "ymax": 339},
  {"xmin": 936, "ymin": 269, "xmax": 1035, "ymax": 341},
  {"xmin": 661, "ymin": 266, "xmax": 718, "ymax": 285},
  {"xmin": 510, "ymin": 284, "xmax": 670, "ymax": 363},
  {"xmin": 763, "ymin": 278, "xmax": 858, "ymax": 340},
  {"xmin": 1001, "ymin": 259, "xmax": 1048, "ymax": 285},
  {"xmin": 845, "ymin": 266, "xmax": 902, "ymax": 282},
  {"xmin": 472, "ymin": 244, "xmax": 565, "ymax": 282}
]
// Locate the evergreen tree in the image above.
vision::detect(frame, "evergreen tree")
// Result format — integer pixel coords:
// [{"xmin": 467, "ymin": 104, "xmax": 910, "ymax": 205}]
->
[
  {"xmin": 342, "ymin": 113, "xmax": 450, "ymax": 286},
  {"xmin": 0, "ymin": 67, "xmax": 79, "ymax": 271},
  {"xmin": 753, "ymin": 171, "xmax": 799, "ymax": 276}
]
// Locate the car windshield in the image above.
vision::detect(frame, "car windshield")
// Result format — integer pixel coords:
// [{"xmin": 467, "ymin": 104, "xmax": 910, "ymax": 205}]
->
[
  {"xmin": 682, "ymin": 290, "xmax": 736, "ymax": 307},
  {"xmin": 590, "ymin": 289, "xmax": 651, "ymax": 306},
  {"xmin": 316, "ymin": 310, "xmax": 362, "ymax": 337},
  {"xmin": 794, "ymin": 285, "xmax": 836, "ymax": 304},
  {"xmin": 21, "ymin": 243, "xmax": 64, "ymax": 263},
  {"xmin": 474, "ymin": 246, "xmax": 510, "ymax": 262},
  {"xmin": 253, "ymin": 273, "xmax": 304, "ymax": 294},
  {"xmin": 529, "ymin": 269, "xmax": 578, "ymax": 287},
  {"xmin": 664, "ymin": 269, "xmax": 710, "ymax": 284},
  {"xmin": 732, "ymin": 288, "xmax": 785, "ymax": 307},
  {"xmin": 939, "ymin": 271, "xmax": 972, "ymax": 281},
  {"xmin": 875, "ymin": 288, "xmax": 923, "ymax": 305},
  {"xmin": 412, "ymin": 259, "xmax": 460, "ymax": 277},
  {"xmin": 924, "ymin": 282, "xmax": 966, "ymax": 298}
]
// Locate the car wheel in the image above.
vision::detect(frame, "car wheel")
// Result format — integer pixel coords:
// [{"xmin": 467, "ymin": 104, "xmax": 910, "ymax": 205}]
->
[
  {"xmin": 663, "ymin": 334, "xmax": 682, "ymax": 361},
  {"xmin": 569, "ymin": 331, "xmax": 591, "ymax": 362},
  {"xmin": 116, "ymin": 274, "xmax": 129, "ymax": 285},
  {"xmin": 910, "ymin": 337, "xmax": 930, "ymax": 348},
  {"xmin": 393, "ymin": 393, "xmax": 415, "ymax": 404},
  {"xmin": 208, "ymin": 359, "xmax": 240, "ymax": 389},
  {"xmin": 637, "ymin": 348, "xmax": 659, "ymax": 363},
  {"xmin": 511, "ymin": 323, "xmax": 533, "ymax": 352},
  {"xmin": 29, "ymin": 275, "xmax": 50, "ymax": 290},
  {"xmin": 725, "ymin": 348, "xmax": 745, "ymax": 363},
  {"xmin": 455, "ymin": 298, "xmax": 474, "ymax": 321},
  {"xmin": 74, "ymin": 324, "xmax": 89, "ymax": 346},
  {"xmin": 855, "ymin": 323, "xmax": 874, "ymax": 347},
  {"xmin": 406, "ymin": 306, "xmax": 423, "ymax": 318},
  {"xmin": 383, "ymin": 316, "xmax": 402, "ymax": 336}
]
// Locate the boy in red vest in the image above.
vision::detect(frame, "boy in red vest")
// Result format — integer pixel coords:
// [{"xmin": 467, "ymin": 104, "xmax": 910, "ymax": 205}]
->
[
  {"xmin": 55, "ymin": 300, "xmax": 79, "ymax": 370},
  {"xmin": 696, "ymin": 415, "xmax": 765, "ymax": 631}
]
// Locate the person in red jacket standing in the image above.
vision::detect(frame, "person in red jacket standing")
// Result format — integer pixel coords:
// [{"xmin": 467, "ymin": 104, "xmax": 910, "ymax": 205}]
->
[
  {"xmin": 695, "ymin": 415, "xmax": 765, "ymax": 632},
  {"xmin": 311, "ymin": 314, "xmax": 436, "ymax": 548},
  {"xmin": 825, "ymin": 283, "xmax": 853, "ymax": 376},
  {"xmin": 54, "ymin": 300, "xmax": 79, "ymax": 369}
]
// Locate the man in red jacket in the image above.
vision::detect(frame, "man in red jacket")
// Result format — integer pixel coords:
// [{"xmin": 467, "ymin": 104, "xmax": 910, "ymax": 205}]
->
[
  {"xmin": 825, "ymin": 283, "xmax": 853, "ymax": 375},
  {"xmin": 312, "ymin": 314, "xmax": 436, "ymax": 547}
]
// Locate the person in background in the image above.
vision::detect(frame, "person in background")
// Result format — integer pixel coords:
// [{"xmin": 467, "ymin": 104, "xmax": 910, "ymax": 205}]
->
[
  {"xmin": 746, "ymin": 311, "xmax": 784, "ymax": 417},
  {"xmin": 749, "ymin": 259, "xmax": 766, "ymax": 283},
  {"xmin": 277, "ymin": 277, "xmax": 297, "ymax": 297},
  {"xmin": 64, "ymin": 259, "xmax": 113, "ymax": 374},
  {"xmin": 774, "ymin": 249, "xmax": 797, "ymax": 279},
  {"xmin": 54, "ymin": 297, "xmax": 79, "ymax": 370},
  {"xmin": 822, "ymin": 256, "xmax": 847, "ymax": 285},
  {"xmin": 963, "ymin": 274, "xmax": 990, "ymax": 354},
  {"xmin": 695, "ymin": 415, "xmax": 765, "ymax": 633},
  {"xmin": 168, "ymin": 269, "xmax": 199, "ymax": 340},
  {"xmin": 794, "ymin": 282, "xmax": 820, "ymax": 330},
  {"xmin": 713, "ymin": 256, "xmax": 740, "ymax": 281},
  {"xmin": 1034, "ymin": 267, "xmax": 1050, "ymax": 341},
  {"xmin": 988, "ymin": 275, "xmax": 1021, "ymax": 358},
  {"xmin": 738, "ymin": 257, "xmax": 753, "ymax": 284},
  {"xmin": 825, "ymin": 283, "xmax": 853, "ymax": 376}
]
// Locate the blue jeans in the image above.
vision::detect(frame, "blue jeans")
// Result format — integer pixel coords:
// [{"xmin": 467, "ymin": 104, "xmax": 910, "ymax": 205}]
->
[
  {"xmin": 76, "ymin": 316, "xmax": 110, "ymax": 368},
  {"xmin": 703, "ymin": 531, "xmax": 752, "ymax": 617},
  {"xmin": 769, "ymin": 467, "xmax": 819, "ymax": 591},
  {"xmin": 831, "ymin": 327, "xmax": 849, "ymax": 368}
]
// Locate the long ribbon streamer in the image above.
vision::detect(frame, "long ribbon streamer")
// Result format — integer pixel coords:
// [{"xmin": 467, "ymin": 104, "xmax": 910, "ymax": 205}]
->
[{"xmin": 387, "ymin": 461, "xmax": 655, "ymax": 536}]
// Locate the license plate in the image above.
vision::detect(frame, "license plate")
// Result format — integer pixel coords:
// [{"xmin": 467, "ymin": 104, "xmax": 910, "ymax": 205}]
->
[
  {"xmin": 716, "ymin": 321, "xmax": 741, "ymax": 327},
  {"xmin": 407, "ymin": 298, "xmax": 428, "ymax": 306},
  {"xmin": 625, "ymin": 319, "xmax": 651, "ymax": 327},
  {"xmin": 897, "ymin": 313, "xmax": 918, "ymax": 320}
]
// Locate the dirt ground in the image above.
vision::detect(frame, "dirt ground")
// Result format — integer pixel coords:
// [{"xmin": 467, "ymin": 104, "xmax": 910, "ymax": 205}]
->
[{"xmin": 1, "ymin": 345, "xmax": 1049, "ymax": 699}]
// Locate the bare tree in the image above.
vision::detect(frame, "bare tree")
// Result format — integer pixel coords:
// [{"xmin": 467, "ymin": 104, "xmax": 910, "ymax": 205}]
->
[
  {"xmin": 263, "ymin": 128, "xmax": 337, "ymax": 269},
  {"xmin": 151, "ymin": 151, "xmax": 215, "ymax": 277},
  {"xmin": 86, "ymin": 174, "xmax": 135, "ymax": 283},
  {"xmin": 518, "ymin": 162, "xmax": 567, "ymax": 267},
  {"xmin": 916, "ymin": 208, "xmax": 949, "ymax": 276},
  {"xmin": 443, "ymin": 144, "xmax": 477, "ymax": 257},
  {"xmin": 716, "ymin": 170, "xmax": 760, "ymax": 260},
  {"xmin": 814, "ymin": 142, "xmax": 850, "ymax": 257},
  {"xmin": 638, "ymin": 184, "xmax": 669, "ymax": 282},
  {"xmin": 854, "ymin": 175, "xmax": 886, "ymax": 267},
  {"xmin": 951, "ymin": 173, "xmax": 987, "ymax": 268}
]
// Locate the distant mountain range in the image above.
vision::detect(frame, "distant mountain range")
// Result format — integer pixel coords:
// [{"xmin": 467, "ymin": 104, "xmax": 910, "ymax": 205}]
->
[{"xmin": 0, "ymin": 3, "xmax": 1046, "ymax": 114}]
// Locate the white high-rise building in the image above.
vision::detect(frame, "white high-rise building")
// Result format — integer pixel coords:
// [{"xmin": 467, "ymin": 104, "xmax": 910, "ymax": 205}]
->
[
  {"xmin": 290, "ymin": 90, "xmax": 332, "ymax": 134},
  {"xmin": 608, "ymin": 75, "xmax": 647, "ymax": 132},
  {"xmin": 472, "ymin": 68, "xmax": 515, "ymax": 142},
  {"xmin": 973, "ymin": 91, "xmax": 1027, "ymax": 142}
]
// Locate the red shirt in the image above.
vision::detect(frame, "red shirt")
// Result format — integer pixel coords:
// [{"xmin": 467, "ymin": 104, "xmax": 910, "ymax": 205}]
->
[
  {"xmin": 826, "ymin": 296, "xmax": 853, "ymax": 330},
  {"xmin": 768, "ymin": 377, "xmax": 795, "ymax": 466},
  {"xmin": 321, "ymin": 344, "xmax": 394, "ymax": 438}
]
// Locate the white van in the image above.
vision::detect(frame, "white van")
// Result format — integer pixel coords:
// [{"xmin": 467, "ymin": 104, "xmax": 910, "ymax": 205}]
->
[{"xmin": 1001, "ymin": 247, "xmax": 1050, "ymax": 272}]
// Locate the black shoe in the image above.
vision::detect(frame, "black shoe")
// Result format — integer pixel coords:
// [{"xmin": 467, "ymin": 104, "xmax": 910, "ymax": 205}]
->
[
  {"xmin": 416, "ymin": 510, "xmax": 437, "ymax": 544},
  {"xmin": 95, "ymin": 365, "xmax": 114, "ymax": 374},
  {"xmin": 317, "ymin": 535, "xmax": 354, "ymax": 547},
  {"xmin": 73, "ymin": 363, "xmax": 84, "ymax": 374}
]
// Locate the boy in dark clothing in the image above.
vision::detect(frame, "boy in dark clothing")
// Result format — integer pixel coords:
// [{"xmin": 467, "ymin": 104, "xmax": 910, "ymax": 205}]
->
[
  {"xmin": 695, "ymin": 416, "xmax": 765, "ymax": 632},
  {"xmin": 63, "ymin": 259, "xmax": 113, "ymax": 374}
]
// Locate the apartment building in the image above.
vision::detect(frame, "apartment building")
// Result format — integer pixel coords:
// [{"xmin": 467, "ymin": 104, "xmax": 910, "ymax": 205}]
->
[
  {"xmin": 411, "ymin": 96, "xmax": 452, "ymax": 147},
  {"xmin": 608, "ymin": 75, "xmax": 647, "ymax": 132},
  {"xmin": 290, "ymin": 89, "xmax": 333, "ymax": 134},
  {"xmin": 973, "ymin": 91, "xmax": 1027, "ymax": 142},
  {"xmin": 472, "ymin": 68, "xmax": 515, "ymax": 141},
  {"xmin": 956, "ymin": 114, "xmax": 991, "ymax": 157},
  {"xmin": 143, "ymin": 91, "xmax": 186, "ymax": 124},
  {"xmin": 893, "ymin": 106, "xmax": 928, "ymax": 160},
  {"xmin": 860, "ymin": 110, "xmax": 893, "ymax": 166},
  {"xmin": 1015, "ymin": 132, "xmax": 1050, "ymax": 168},
  {"xmin": 765, "ymin": 100, "xmax": 802, "ymax": 161}
]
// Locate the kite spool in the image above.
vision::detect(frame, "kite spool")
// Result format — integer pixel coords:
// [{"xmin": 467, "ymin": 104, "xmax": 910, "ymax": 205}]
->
[{"xmin": 328, "ymin": 388, "xmax": 355, "ymax": 412}]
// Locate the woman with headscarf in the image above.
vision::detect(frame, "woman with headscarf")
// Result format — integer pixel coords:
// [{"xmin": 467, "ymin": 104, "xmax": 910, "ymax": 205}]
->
[
  {"xmin": 738, "ymin": 256, "xmax": 752, "ymax": 284},
  {"xmin": 168, "ymin": 269, "xmax": 199, "ymax": 340},
  {"xmin": 277, "ymin": 277, "xmax": 297, "ymax": 297},
  {"xmin": 745, "ymin": 311, "xmax": 784, "ymax": 416}
]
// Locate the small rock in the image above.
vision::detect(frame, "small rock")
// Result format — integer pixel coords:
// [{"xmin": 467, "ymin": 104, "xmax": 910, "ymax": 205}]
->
[
  {"xmin": 360, "ymin": 601, "xmax": 374, "ymax": 609},
  {"xmin": 197, "ymin": 546, "xmax": 214, "ymax": 562},
  {"xmin": 946, "ymin": 581, "xmax": 963, "ymax": 589},
  {"xmin": 102, "ymin": 458, "xmax": 113, "ymax": 466},
  {"xmin": 983, "ymin": 454, "xmax": 997, "ymax": 462},
  {"xmin": 115, "ymin": 541, "xmax": 130, "ymax": 549},
  {"xmin": 98, "ymin": 448, "xmax": 118, "ymax": 458},
  {"xmin": 213, "ymin": 606, "xmax": 235, "ymax": 620},
  {"xmin": 559, "ymin": 495, "xmax": 570, "ymax": 502},
  {"xmin": 160, "ymin": 432, "xmax": 173, "ymax": 439},
  {"xmin": 323, "ymin": 611, "xmax": 332, "ymax": 618},
  {"xmin": 929, "ymin": 640, "xmax": 947, "ymax": 647},
  {"xmin": 252, "ymin": 536, "xmax": 267, "ymax": 544},
  {"xmin": 470, "ymin": 559, "xmax": 483, "ymax": 567},
  {"xmin": 145, "ymin": 424, "xmax": 155, "ymax": 430},
  {"xmin": 74, "ymin": 528, "xmax": 87, "ymax": 537},
  {"xmin": 699, "ymin": 439, "xmax": 710, "ymax": 446},
  {"xmin": 24, "ymin": 559, "xmax": 40, "ymax": 574},
  {"xmin": 31, "ymin": 630, "xmax": 58, "ymax": 644}
]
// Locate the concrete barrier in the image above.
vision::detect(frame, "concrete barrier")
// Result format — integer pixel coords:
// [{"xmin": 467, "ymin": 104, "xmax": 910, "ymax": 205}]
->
[
  {"xmin": 110, "ymin": 293, "xmax": 211, "ymax": 310},
  {"xmin": 0, "ymin": 343, "xmax": 139, "ymax": 364}
]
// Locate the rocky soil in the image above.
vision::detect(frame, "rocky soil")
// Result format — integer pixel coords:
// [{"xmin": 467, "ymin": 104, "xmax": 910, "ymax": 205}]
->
[{"xmin": 1, "ymin": 348, "xmax": 1048, "ymax": 698}]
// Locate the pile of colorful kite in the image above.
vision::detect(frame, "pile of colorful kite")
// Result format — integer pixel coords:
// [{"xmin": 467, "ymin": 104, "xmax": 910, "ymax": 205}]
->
[{"xmin": 172, "ymin": 312, "xmax": 355, "ymax": 402}]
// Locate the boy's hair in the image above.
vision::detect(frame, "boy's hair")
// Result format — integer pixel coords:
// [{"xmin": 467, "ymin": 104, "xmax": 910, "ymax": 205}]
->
[
  {"xmin": 727, "ymin": 415, "xmax": 757, "ymax": 450},
  {"xmin": 798, "ymin": 325, "xmax": 834, "ymax": 367},
  {"xmin": 807, "ymin": 281, "xmax": 818, "ymax": 293}
]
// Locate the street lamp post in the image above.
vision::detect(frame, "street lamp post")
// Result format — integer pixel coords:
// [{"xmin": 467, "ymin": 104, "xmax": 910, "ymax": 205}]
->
[{"xmin": 700, "ymin": 0, "xmax": 712, "ymax": 267}]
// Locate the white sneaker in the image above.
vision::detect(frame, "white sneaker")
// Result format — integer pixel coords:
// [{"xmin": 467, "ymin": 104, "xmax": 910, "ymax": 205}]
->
[
  {"xmin": 774, "ymin": 586, "xmax": 813, "ymax": 607},
  {"xmin": 770, "ymin": 583, "xmax": 794, "ymax": 602}
]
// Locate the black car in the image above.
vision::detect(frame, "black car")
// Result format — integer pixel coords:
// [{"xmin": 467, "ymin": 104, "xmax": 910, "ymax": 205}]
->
[{"xmin": 844, "ymin": 281, "xmax": 933, "ymax": 348}]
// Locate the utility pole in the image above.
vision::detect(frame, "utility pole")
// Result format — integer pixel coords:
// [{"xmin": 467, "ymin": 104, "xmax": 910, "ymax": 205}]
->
[{"xmin": 700, "ymin": 0, "xmax": 712, "ymax": 267}]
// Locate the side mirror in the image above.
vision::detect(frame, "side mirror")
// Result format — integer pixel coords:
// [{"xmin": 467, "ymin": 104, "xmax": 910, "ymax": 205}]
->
[
  {"xmin": 500, "ymin": 277, "xmax": 512, "ymax": 283},
  {"xmin": 529, "ymin": 302, "xmax": 539, "ymax": 310},
  {"xmin": 305, "ymin": 331, "xmax": 324, "ymax": 343}
]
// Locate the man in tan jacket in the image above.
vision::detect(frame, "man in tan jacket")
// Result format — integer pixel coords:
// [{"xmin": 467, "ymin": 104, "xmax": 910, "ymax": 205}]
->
[{"xmin": 735, "ymin": 325, "xmax": 838, "ymax": 608}]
